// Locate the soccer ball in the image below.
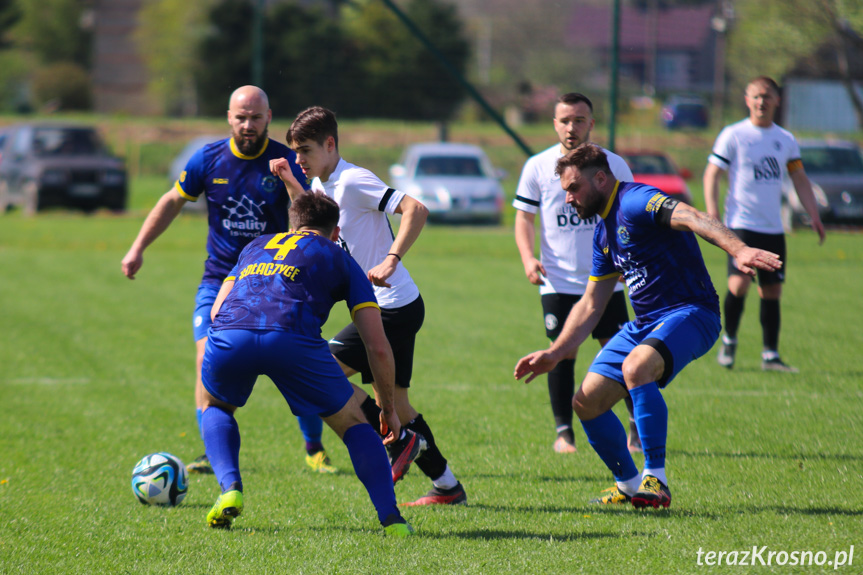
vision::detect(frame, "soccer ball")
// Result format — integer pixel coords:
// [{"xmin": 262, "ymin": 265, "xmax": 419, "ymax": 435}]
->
[{"xmin": 131, "ymin": 452, "xmax": 188, "ymax": 506}]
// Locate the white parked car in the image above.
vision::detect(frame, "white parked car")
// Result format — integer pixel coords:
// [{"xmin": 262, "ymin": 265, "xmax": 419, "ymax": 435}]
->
[{"xmin": 389, "ymin": 142, "xmax": 506, "ymax": 224}]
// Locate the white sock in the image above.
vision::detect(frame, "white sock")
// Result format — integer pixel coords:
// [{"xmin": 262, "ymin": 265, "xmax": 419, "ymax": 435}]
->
[
  {"xmin": 762, "ymin": 350, "xmax": 779, "ymax": 361},
  {"xmin": 643, "ymin": 467, "xmax": 668, "ymax": 486},
  {"xmin": 617, "ymin": 474, "xmax": 641, "ymax": 496},
  {"xmin": 722, "ymin": 334, "xmax": 737, "ymax": 345},
  {"xmin": 432, "ymin": 466, "xmax": 458, "ymax": 490}
]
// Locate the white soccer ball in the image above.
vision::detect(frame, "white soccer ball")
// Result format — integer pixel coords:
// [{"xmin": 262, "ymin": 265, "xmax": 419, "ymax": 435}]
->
[{"xmin": 131, "ymin": 452, "xmax": 188, "ymax": 506}]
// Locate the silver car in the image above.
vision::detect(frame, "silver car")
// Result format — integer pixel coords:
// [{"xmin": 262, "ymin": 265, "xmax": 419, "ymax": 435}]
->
[
  {"xmin": 782, "ymin": 140, "xmax": 863, "ymax": 228},
  {"xmin": 389, "ymin": 142, "xmax": 506, "ymax": 224}
]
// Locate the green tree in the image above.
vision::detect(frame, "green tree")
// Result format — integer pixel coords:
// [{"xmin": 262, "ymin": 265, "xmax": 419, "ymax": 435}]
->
[
  {"xmin": 402, "ymin": 0, "xmax": 470, "ymax": 120},
  {"xmin": 10, "ymin": 0, "xmax": 92, "ymax": 110},
  {"xmin": 14, "ymin": 0, "xmax": 90, "ymax": 66},
  {"xmin": 341, "ymin": 0, "xmax": 469, "ymax": 120},
  {"xmin": 194, "ymin": 0, "xmax": 469, "ymax": 121},
  {"xmin": 341, "ymin": 0, "xmax": 414, "ymax": 117},
  {"xmin": 194, "ymin": 0, "xmax": 344, "ymax": 118},
  {"xmin": 0, "ymin": 0, "xmax": 25, "ymax": 111},
  {"xmin": 0, "ymin": 0, "xmax": 21, "ymax": 49},
  {"xmin": 137, "ymin": 0, "xmax": 216, "ymax": 116},
  {"xmin": 193, "ymin": 0, "xmax": 256, "ymax": 116},
  {"xmin": 264, "ymin": 1, "xmax": 349, "ymax": 117},
  {"xmin": 729, "ymin": 0, "xmax": 863, "ymax": 128}
]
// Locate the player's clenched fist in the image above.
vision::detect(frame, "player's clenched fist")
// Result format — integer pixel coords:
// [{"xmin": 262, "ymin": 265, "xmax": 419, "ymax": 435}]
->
[{"xmin": 270, "ymin": 157, "xmax": 306, "ymax": 197}]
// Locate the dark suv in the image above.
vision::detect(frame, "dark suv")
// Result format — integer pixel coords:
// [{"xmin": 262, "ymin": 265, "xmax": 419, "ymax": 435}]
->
[
  {"xmin": 0, "ymin": 124, "xmax": 128, "ymax": 215},
  {"xmin": 660, "ymin": 95, "xmax": 710, "ymax": 130}
]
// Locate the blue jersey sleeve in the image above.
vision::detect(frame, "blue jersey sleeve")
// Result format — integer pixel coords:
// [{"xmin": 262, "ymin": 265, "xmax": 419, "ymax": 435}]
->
[
  {"xmin": 175, "ymin": 143, "xmax": 219, "ymax": 201},
  {"xmin": 225, "ymin": 262, "xmax": 240, "ymax": 281},
  {"xmin": 619, "ymin": 185, "xmax": 671, "ymax": 228},
  {"xmin": 589, "ymin": 225, "xmax": 619, "ymax": 281}
]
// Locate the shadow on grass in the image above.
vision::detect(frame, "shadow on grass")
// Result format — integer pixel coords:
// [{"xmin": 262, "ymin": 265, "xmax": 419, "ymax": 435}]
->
[
  {"xmin": 673, "ymin": 449, "xmax": 862, "ymax": 462},
  {"xmin": 298, "ymin": 524, "xmax": 629, "ymax": 541},
  {"xmin": 732, "ymin": 505, "xmax": 863, "ymax": 517},
  {"xmin": 470, "ymin": 502, "xmax": 719, "ymax": 520},
  {"xmin": 180, "ymin": 502, "xmax": 213, "ymax": 510},
  {"xmin": 414, "ymin": 529, "xmax": 621, "ymax": 542},
  {"xmin": 467, "ymin": 472, "xmax": 607, "ymax": 483}
]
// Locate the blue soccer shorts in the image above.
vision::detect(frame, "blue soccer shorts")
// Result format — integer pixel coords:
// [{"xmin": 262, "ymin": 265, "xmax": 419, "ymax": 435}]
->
[
  {"xmin": 588, "ymin": 304, "xmax": 721, "ymax": 388},
  {"xmin": 202, "ymin": 328, "xmax": 354, "ymax": 417},
  {"xmin": 193, "ymin": 283, "xmax": 221, "ymax": 342}
]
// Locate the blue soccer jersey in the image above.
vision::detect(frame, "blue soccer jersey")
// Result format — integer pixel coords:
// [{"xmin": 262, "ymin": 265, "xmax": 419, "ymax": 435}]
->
[
  {"xmin": 175, "ymin": 137, "xmax": 308, "ymax": 285},
  {"xmin": 590, "ymin": 182, "xmax": 719, "ymax": 326},
  {"xmin": 212, "ymin": 231, "xmax": 379, "ymax": 337}
]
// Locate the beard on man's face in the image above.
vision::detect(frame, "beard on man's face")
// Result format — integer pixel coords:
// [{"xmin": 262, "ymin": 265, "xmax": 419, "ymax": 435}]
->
[
  {"xmin": 571, "ymin": 186, "xmax": 603, "ymax": 220},
  {"xmin": 233, "ymin": 126, "xmax": 268, "ymax": 156}
]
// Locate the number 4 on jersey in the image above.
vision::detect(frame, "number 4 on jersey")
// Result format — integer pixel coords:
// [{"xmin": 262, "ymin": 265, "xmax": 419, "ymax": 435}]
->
[{"xmin": 264, "ymin": 233, "xmax": 302, "ymax": 260}]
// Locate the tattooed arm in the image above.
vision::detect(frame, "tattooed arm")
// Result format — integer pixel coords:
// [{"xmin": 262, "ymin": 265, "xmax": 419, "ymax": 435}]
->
[{"xmin": 667, "ymin": 201, "xmax": 783, "ymax": 276}]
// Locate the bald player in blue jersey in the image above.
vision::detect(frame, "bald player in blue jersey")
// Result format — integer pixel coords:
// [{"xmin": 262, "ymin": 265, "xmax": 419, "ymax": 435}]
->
[
  {"xmin": 515, "ymin": 143, "xmax": 783, "ymax": 509},
  {"xmin": 121, "ymin": 86, "xmax": 334, "ymax": 475},
  {"xmin": 200, "ymin": 191, "xmax": 413, "ymax": 535}
]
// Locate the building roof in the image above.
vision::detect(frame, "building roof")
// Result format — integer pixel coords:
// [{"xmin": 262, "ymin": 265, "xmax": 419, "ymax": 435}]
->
[{"xmin": 566, "ymin": 3, "xmax": 715, "ymax": 51}]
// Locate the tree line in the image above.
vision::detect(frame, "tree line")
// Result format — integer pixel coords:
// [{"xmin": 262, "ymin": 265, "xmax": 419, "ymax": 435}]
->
[{"xmin": 0, "ymin": 0, "xmax": 470, "ymax": 121}]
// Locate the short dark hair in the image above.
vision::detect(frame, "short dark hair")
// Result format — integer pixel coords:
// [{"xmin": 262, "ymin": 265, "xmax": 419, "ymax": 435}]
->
[
  {"xmin": 289, "ymin": 191, "xmax": 340, "ymax": 235},
  {"xmin": 748, "ymin": 76, "xmax": 780, "ymax": 96},
  {"xmin": 555, "ymin": 143, "xmax": 610, "ymax": 178},
  {"xmin": 557, "ymin": 92, "xmax": 594, "ymax": 114},
  {"xmin": 288, "ymin": 106, "xmax": 339, "ymax": 149}
]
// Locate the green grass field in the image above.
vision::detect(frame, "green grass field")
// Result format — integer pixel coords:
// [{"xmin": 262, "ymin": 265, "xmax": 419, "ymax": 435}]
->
[{"xmin": 1, "ymin": 202, "xmax": 860, "ymax": 573}]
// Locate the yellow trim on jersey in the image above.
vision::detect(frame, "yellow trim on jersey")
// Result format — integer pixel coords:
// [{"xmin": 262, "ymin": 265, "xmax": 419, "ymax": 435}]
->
[
  {"xmin": 174, "ymin": 181, "xmax": 197, "ymax": 201},
  {"xmin": 787, "ymin": 158, "xmax": 804, "ymax": 173},
  {"xmin": 229, "ymin": 136, "xmax": 270, "ymax": 160},
  {"xmin": 599, "ymin": 180, "xmax": 620, "ymax": 220},
  {"xmin": 589, "ymin": 272, "xmax": 621, "ymax": 282},
  {"xmin": 350, "ymin": 301, "xmax": 381, "ymax": 321},
  {"xmin": 223, "ymin": 275, "xmax": 236, "ymax": 283}
]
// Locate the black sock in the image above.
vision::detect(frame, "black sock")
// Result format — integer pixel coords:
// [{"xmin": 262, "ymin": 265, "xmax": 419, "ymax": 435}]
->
[
  {"xmin": 548, "ymin": 359, "xmax": 575, "ymax": 434},
  {"xmin": 760, "ymin": 298, "xmax": 781, "ymax": 351},
  {"xmin": 360, "ymin": 395, "xmax": 382, "ymax": 430},
  {"xmin": 406, "ymin": 413, "xmax": 448, "ymax": 480},
  {"xmin": 724, "ymin": 292, "xmax": 746, "ymax": 338}
]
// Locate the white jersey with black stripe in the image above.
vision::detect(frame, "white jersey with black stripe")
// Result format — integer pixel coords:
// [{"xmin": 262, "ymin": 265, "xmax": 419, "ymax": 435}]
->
[
  {"xmin": 512, "ymin": 144, "xmax": 632, "ymax": 296},
  {"xmin": 708, "ymin": 119, "xmax": 801, "ymax": 234},
  {"xmin": 311, "ymin": 158, "xmax": 420, "ymax": 308}
]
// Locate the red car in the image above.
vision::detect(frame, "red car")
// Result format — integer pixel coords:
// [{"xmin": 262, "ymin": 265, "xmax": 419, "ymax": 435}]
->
[{"xmin": 619, "ymin": 150, "xmax": 692, "ymax": 204}]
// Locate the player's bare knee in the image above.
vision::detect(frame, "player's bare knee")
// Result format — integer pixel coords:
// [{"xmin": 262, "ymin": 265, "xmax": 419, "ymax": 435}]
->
[
  {"xmin": 324, "ymin": 401, "xmax": 367, "ymax": 439},
  {"xmin": 621, "ymin": 357, "xmax": 657, "ymax": 389},
  {"xmin": 573, "ymin": 392, "xmax": 600, "ymax": 421}
]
